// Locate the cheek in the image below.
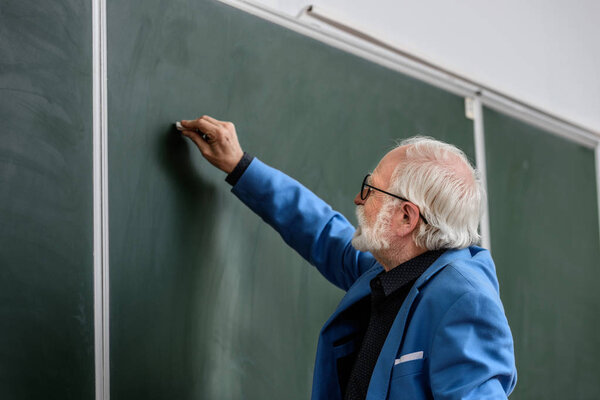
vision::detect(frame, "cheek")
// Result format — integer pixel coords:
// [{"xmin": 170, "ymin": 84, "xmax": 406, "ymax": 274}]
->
[
  {"xmin": 365, "ymin": 212, "xmax": 375, "ymax": 227},
  {"xmin": 364, "ymin": 203, "xmax": 380, "ymax": 225}
]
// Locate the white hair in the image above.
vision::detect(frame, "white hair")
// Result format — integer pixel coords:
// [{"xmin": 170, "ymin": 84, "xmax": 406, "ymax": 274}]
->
[{"xmin": 387, "ymin": 136, "xmax": 484, "ymax": 250}]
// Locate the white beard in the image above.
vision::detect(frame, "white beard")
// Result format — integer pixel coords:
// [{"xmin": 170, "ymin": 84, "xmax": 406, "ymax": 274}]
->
[{"xmin": 351, "ymin": 201, "xmax": 394, "ymax": 253}]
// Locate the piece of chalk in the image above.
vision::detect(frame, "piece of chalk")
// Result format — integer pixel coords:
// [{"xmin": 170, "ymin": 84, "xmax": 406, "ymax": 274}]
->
[{"xmin": 175, "ymin": 121, "xmax": 184, "ymax": 131}]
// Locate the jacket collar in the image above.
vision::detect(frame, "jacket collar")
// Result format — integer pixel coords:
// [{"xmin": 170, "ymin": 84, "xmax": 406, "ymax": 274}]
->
[
  {"xmin": 322, "ymin": 248, "xmax": 472, "ymax": 337},
  {"xmin": 376, "ymin": 249, "xmax": 445, "ymax": 296},
  {"xmin": 414, "ymin": 247, "xmax": 470, "ymax": 288}
]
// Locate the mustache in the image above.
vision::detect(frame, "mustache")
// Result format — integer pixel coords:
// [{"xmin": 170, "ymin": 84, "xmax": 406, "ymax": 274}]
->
[{"xmin": 355, "ymin": 205, "xmax": 366, "ymax": 226}]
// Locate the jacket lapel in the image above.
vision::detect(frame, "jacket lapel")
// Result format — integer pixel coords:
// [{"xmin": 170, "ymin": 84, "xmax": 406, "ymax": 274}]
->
[{"xmin": 320, "ymin": 265, "xmax": 383, "ymax": 335}]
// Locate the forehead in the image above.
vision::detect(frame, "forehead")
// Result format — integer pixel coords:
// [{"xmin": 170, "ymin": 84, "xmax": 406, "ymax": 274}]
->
[{"xmin": 372, "ymin": 145, "xmax": 408, "ymax": 187}]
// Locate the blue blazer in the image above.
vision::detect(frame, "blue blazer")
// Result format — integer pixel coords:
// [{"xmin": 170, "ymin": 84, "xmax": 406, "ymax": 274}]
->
[{"xmin": 232, "ymin": 158, "xmax": 517, "ymax": 399}]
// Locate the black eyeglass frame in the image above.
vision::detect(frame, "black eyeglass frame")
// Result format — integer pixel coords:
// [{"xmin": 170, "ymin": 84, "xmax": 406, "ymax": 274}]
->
[{"xmin": 360, "ymin": 174, "xmax": 429, "ymax": 225}]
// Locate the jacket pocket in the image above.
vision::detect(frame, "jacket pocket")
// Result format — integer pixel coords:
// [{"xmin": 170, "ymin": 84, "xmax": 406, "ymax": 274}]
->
[
  {"xmin": 391, "ymin": 358, "xmax": 425, "ymax": 378},
  {"xmin": 388, "ymin": 358, "xmax": 430, "ymax": 400}
]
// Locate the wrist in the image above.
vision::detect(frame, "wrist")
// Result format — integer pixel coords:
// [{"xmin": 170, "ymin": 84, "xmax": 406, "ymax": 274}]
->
[
  {"xmin": 224, "ymin": 151, "xmax": 244, "ymax": 174},
  {"xmin": 225, "ymin": 152, "xmax": 254, "ymax": 186}
]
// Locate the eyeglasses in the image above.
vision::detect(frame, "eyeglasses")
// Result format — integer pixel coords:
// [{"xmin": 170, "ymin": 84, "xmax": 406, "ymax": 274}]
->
[{"xmin": 360, "ymin": 174, "xmax": 429, "ymax": 224}]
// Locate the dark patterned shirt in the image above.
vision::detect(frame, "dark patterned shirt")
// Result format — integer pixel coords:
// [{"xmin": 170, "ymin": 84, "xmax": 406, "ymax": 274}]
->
[{"xmin": 343, "ymin": 250, "xmax": 444, "ymax": 400}]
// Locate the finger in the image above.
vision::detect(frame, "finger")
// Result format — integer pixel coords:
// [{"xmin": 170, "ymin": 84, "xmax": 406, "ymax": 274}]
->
[
  {"xmin": 181, "ymin": 117, "xmax": 218, "ymax": 132},
  {"xmin": 203, "ymin": 117, "xmax": 235, "ymax": 132},
  {"xmin": 181, "ymin": 128, "xmax": 208, "ymax": 143},
  {"xmin": 181, "ymin": 118, "xmax": 220, "ymax": 140},
  {"xmin": 201, "ymin": 115, "xmax": 226, "ymax": 126},
  {"xmin": 182, "ymin": 129, "xmax": 211, "ymax": 153}
]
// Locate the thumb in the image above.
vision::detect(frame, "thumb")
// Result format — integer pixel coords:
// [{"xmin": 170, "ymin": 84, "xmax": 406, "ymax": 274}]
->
[{"xmin": 182, "ymin": 129, "xmax": 211, "ymax": 155}]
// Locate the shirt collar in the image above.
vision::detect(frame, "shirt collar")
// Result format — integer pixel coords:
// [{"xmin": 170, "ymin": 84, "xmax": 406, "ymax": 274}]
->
[{"xmin": 372, "ymin": 249, "xmax": 446, "ymax": 297}]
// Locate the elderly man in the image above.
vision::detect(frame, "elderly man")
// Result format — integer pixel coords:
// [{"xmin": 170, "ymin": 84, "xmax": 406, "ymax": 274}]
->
[{"xmin": 178, "ymin": 115, "xmax": 517, "ymax": 399}]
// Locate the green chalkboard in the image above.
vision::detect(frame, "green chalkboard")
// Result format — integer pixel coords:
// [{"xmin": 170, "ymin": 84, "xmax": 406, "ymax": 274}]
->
[
  {"xmin": 484, "ymin": 107, "xmax": 600, "ymax": 399},
  {"xmin": 0, "ymin": 1, "xmax": 95, "ymax": 399},
  {"xmin": 107, "ymin": 0, "xmax": 475, "ymax": 398}
]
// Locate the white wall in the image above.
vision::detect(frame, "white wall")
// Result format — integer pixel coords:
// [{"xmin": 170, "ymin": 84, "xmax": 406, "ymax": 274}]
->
[{"xmin": 251, "ymin": 0, "xmax": 600, "ymax": 135}]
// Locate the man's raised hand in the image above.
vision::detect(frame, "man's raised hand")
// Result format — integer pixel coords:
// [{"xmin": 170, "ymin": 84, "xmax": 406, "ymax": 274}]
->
[{"xmin": 178, "ymin": 115, "xmax": 244, "ymax": 174}]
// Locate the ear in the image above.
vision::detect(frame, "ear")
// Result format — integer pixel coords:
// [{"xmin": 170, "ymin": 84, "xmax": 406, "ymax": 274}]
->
[{"xmin": 392, "ymin": 202, "xmax": 422, "ymax": 238}]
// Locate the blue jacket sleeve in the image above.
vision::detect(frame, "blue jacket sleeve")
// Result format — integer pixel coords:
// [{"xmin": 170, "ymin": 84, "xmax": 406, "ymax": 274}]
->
[
  {"xmin": 428, "ymin": 290, "xmax": 518, "ymax": 399},
  {"xmin": 231, "ymin": 158, "xmax": 377, "ymax": 291}
]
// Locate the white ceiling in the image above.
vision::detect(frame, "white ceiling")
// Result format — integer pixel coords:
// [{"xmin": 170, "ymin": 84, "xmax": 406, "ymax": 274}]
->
[{"xmin": 250, "ymin": 0, "xmax": 600, "ymax": 135}]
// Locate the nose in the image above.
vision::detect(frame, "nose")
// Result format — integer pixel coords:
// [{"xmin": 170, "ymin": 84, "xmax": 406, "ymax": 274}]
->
[{"xmin": 354, "ymin": 192, "xmax": 364, "ymax": 206}]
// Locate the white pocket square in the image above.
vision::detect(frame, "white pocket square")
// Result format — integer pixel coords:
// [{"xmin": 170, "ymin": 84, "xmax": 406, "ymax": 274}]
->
[{"xmin": 394, "ymin": 351, "xmax": 424, "ymax": 365}]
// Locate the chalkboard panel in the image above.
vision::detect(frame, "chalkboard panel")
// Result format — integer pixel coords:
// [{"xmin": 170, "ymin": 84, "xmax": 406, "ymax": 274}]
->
[
  {"xmin": 0, "ymin": 1, "xmax": 95, "ymax": 398},
  {"xmin": 484, "ymin": 107, "xmax": 600, "ymax": 399},
  {"xmin": 107, "ymin": 1, "xmax": 475, "ymax": 398}
]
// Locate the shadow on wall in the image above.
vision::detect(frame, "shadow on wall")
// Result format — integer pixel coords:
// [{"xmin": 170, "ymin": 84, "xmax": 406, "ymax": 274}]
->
[{"xmin": 111, "ymin": 125, "xmax": 223, "ymax": 398}]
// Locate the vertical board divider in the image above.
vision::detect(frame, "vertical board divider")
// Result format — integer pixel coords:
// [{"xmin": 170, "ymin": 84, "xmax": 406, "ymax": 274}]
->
[
  {"xmin": 472, "ymin": 96, "xmax": 492, "ymax": 251},
  {"xmin": 596, "ymin": 142, "xmax": 600, "ymax": 247},
  {"xmin": 92, "ymin": 0, "xmax": 109, "ymax": 398}
]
